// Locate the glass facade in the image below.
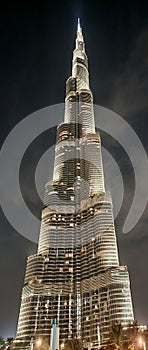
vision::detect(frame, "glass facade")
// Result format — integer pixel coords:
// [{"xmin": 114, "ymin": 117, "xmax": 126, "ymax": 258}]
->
[{"xmin": 16, "ymin": 20, "xmax": 134, "ymax": 349}]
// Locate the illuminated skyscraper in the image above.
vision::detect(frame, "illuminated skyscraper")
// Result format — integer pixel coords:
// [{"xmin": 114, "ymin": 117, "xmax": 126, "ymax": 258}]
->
[{"xmin": 16, "ymin": 19, "xmax": 134, "ymax": 349}]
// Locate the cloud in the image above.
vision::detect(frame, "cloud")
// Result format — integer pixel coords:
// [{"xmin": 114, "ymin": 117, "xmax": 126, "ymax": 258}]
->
[{"xmin": 111, "ymin": 27, "xmax": 148, "ymax": 116}]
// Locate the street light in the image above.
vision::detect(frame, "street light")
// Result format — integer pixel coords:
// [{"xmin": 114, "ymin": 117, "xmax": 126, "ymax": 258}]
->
[
  {"xmin": 138, "ymin": 337, "xmax": 146, "ymax": 350},
  {"xmin": 30, "ymin": 337, "xmax": 33, "ymax": 350},
  {"xmin": 36, "ymin": 339, "xmax": 42, "ymax": 347},
  {"xmin": 30, "ymin": 338, "xmax": 42, "ymax": 349}
]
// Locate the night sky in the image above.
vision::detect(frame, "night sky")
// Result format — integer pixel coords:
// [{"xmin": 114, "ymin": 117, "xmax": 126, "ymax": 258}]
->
[{"xmin": 0, "ymin": 0, "xmax": 148, "ymax": 339}]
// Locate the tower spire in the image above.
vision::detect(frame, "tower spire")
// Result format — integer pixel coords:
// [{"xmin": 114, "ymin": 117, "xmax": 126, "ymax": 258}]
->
[
  {"xmin": 71, "ymin": 18, "xmax": 89, "ymax": 89},
  {"xmin": 77, "ymin": 18, "xmax": 81, "ymax": 33}
]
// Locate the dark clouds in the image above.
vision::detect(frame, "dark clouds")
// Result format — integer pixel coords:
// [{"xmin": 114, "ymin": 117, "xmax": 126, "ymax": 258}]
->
[{"xmin": 110, "ymin": 27, "xmax": 148, "ymax": 117}]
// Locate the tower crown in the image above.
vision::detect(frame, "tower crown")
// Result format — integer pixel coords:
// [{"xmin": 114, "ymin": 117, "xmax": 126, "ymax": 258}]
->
[
  {"xmin": 72, "ymin": 19, "xmax": 89, "ymax": 89},
  {"xmin": 75, "ymin": 17, "xmax": 85, "ymax": 52},
  {"xmin": 77, "ymin": 18, "xmax": 82, "ymax": 33}
]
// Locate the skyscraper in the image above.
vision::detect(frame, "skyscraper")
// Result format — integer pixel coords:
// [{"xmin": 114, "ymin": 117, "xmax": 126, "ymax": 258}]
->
[{"xmin": 16, "ymin": 19, "xmax": 134, "ymax": 349}]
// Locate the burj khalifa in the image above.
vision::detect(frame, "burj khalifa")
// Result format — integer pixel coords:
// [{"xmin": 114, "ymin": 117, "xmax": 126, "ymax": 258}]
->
[{"xmin": 16, "ymin": 19, "xmax": 134, "ymax": 349}]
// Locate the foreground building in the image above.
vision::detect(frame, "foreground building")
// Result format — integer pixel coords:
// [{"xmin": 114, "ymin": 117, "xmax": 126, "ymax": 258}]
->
[{"xmin": 16, "ymin": 19, "xmax": 134, "ymax": 349}]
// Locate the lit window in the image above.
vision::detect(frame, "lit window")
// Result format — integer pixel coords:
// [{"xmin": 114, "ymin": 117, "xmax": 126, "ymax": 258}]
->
[{"xmin": 69, "ymin": 268, "xmax": 73, "ymax": 272}]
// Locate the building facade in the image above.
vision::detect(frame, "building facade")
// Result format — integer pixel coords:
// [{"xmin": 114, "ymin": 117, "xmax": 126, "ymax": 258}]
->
[{"xmin": 16, "ymin": 20, "xmax": 134, "ymax": 349}]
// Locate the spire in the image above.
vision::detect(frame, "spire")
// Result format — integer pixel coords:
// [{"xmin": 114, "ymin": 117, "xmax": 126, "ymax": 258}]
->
[
  {"xmin": 72, "ymin": 18, "xmax": 89, "ymax": 89},
  {"xmin": 77, "ymin": 18, "xmax": 81, "ymax": 33},
  {"xmin": 76, "ymin": 17, "xmax": 84, "ymax": 46}
]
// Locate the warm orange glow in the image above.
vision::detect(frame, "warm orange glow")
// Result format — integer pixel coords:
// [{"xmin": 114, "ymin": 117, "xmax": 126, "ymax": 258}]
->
[
  {"xmin": 139, "ymin": 337, "xmax": 143, "ymax": 345},
  {"xmin": 36, "ymin": 339, "xmax": 42, "ymax": 346}
]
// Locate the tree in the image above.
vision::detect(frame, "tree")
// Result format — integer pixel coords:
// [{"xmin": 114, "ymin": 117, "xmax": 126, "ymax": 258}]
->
[
  {"xmin": 64, "ymin": 339, "xmax": 83, "ymax": 350},
  {"xmin": 0, "ymin": 337, "xmax": 5, "ymax": 350},
  {"xmin": 126, "ymin": 321, "xmax": 139, "ymax": 350},
  {"xmin": 101, "ymin": 345, "xmax": 114, "ymax": 350},
  {"xmin": 6, "ymin": 337, "xmax": 14, "ymax": 350},
  {"xmin": 110, "ymin": 323, "xmax": 124, "ymax": 350}
]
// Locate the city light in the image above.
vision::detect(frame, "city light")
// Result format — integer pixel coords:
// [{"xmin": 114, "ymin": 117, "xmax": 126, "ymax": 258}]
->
[
  {"xmin": 138, "ymin": 337, "xmax": 146, "ymax": 350},
  {"xmin": 36, "ymin": 339, "xmax": 42, "ymax": 347}
]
